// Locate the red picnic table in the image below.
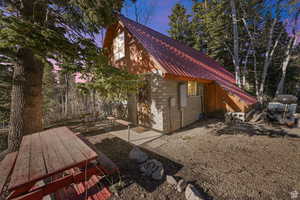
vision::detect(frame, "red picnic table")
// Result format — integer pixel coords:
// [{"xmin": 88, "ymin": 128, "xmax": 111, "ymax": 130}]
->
[{"xmin": 3, "ymin": 126, "xmax": 118, "ymax": 200}]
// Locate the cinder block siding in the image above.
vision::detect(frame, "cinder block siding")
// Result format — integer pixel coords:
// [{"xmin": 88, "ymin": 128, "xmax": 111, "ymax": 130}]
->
[
  {"xmin": 150, "ymin": 74, "xmax": 203, "ymax": 133},
  {"xmin": 181, "ymin": 96, "xmax": 202, "ymax": 127},
  {"xmin": 150, "ymin": 74, "xmax": 181, "ymax": 133}
]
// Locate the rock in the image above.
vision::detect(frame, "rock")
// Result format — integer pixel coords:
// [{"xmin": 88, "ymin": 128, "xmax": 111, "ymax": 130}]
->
[
  {"xmin": 152, "ymin": 165, "xmax": 164, "ymax": 180},
  {"xmin": 166, "ymin": 175, "xmax": 177, "ymax": 185},
  {"xmin": 139, "ymin": 159, "xmax": 164, "ymax": 180},
  {"xmin": 177, "ymin": 179, "xmax": 187, "ymax": 193},
  {"xmin": 129, "ymin": 147, "xmax": 148, "ymax": 163},
  {"xmin": 185, "ymin": 184, "xmax": 203, "ymax": 200},
  {"xmin": 139, "ymin": 160, "xmax": 155, "ymax": 176}
]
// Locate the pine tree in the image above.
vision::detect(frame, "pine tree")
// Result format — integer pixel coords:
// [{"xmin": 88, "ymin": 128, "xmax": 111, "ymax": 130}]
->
[
  {"xmin": 190, "ymin": 1, "xmax": 233, "ymax": 68},
  {"xmin": 168, "ymin": 0, "xmax": 299, "ymax": 100},
  {"xmin": 0, "ymin": 64, "xmax": 12, "ymax": 125},
  {"xmin": 43, "ymin": 61, "xmax": 59, "ymax": 124},
  {"xmin": 0, "ymin": 0, "xmax": 125, "ymax": 152},
  {"xmin": 168, "ymin": 3, "xmax": 193, "ymax": 46}
]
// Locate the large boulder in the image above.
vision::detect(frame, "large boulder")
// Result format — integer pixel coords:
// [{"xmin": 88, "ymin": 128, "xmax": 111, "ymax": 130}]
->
[
  {"xmin": 139, "ymin": 159, "xmax": 164, "ymax": 180},
  {"xmin": 185, "ymin": 184, "xmax": 203, "ymax": 200},
  {"xmin": 129, "ymin": 147, "xmax": 148, "ymax": 163}
]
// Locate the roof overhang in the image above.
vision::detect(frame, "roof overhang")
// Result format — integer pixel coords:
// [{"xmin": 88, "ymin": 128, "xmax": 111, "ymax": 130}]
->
[{"xmin": 163, "ymin": 73, "xmax": 213, "ymax": 84}]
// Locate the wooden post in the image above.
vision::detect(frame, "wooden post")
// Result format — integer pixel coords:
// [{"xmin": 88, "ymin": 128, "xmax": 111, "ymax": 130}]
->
[{"xmin": 127, "ymin": 125, "xmax": 130, "ymax": 143}]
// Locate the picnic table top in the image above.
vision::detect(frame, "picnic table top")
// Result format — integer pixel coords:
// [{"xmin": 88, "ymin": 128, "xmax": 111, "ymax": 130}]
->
[{"xmin": 9, "ymin": 126, "xmax": 98, "ymax": 191}]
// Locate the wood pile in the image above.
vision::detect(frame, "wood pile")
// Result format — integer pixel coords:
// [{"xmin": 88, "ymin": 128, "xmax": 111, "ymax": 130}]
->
[
  {"xmin": 216, "ymin": 121, "xmax": 265, "ymax": 136},
  {"xmin": 231, "ymin": 95, "xmax": 299, "ymax": 127}
]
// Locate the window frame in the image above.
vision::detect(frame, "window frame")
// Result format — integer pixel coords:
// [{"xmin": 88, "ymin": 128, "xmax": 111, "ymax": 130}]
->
[
  {"xmin": 113, "ymin": 31, "xmax": 125, "ymax": 61},
  {"xmin": 187, "ymin": 81, "xmax": 203, "ymax": 97}
]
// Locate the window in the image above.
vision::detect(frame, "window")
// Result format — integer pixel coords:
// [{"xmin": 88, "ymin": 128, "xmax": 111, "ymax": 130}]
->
[
  {"xmin": 113, "ymin": 32, "xmax": 125, "ymax": 61},
  {"xmin": 188, "ymin": 81, "xmax": 203, "ymax": 96}
]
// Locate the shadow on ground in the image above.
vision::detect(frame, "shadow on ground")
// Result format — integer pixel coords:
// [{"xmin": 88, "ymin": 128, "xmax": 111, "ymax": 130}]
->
[
  {"xmin": 93, "ymin": 137, "xmax": 183, "ymax": 193},
  {"xmin": 79, "ymin": 125, "xmax": 127, "ymax": 137}
]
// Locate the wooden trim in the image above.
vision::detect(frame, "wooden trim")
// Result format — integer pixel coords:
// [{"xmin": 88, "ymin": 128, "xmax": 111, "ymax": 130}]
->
[
  {"xmin": 149, "ymin": 55, "xmax": 167, "ymax": 74},
  {"xmin": 163, "ymin": 73, "xmax": 213, "ymax": 84}
]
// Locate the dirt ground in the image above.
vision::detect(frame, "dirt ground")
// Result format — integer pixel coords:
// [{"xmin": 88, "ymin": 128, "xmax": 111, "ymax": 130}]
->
[{"xmin": 73, "ymin": 119, "xmax": 300, "ymax": 200}]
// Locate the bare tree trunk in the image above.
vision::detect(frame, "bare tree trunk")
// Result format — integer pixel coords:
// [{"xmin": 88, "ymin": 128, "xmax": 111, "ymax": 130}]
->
[
  {"xmin": 8, "ymin": 48, "xmax": 44, "ymax": 152},
  {"xmin": 253, "ymin": 53, "xmax": 259, "ymax": 97},
  {"xmin": 134, "ymin": 3, "xmax": 139, "ymax": 23},
  {"xmin": 241, "ymin": 17, "xmax": 259, "ymax": 96},
  {"xmin": 242, "ymin": 47, "xmax": 251, "ymax": 89},
  {"xmin": 276, "ymin": 37, "xmax": 297, "ymax": 95},
  {"xmin": 276, "ymin": 11, "xmax": 300, "ymax": 95},
  {"xmin": 8, "ymin": 59, "xmax": 25, "ymax": 152},
  {"xmin": 258, "ymin": 19, "xmax": 279, "ymax": 101},
  {"xmin": 230, "ymin": 0, "xmax": 241, "ymax": 87}
]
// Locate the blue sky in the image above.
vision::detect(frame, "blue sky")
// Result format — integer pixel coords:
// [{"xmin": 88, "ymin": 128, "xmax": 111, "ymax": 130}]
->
[
  {"xmin": 121, "ymin": 0, "xmax": 300, "ymax": 39},
  {"xmin": 121, "ymin": 0, "xmax": 194, "ymax": 35}
]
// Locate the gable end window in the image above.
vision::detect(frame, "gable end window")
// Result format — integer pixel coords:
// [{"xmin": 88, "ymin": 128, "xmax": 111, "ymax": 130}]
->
[
  {"xmin": 188, "ymin": 81, "xmax": 203, "ymax": 96},
  {"xmin": 113, "ymin": 32, "xmax": 125, "ymax": 61}
]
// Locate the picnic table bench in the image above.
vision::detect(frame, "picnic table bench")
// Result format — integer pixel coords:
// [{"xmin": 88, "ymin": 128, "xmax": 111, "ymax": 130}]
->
[{"xmin": 0, "ymin": 126, "xmax": 118, "ymax": 200}]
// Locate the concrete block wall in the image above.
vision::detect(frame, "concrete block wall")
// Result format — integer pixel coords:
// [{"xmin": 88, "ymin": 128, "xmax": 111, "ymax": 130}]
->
[
  {"xmin": 149, "ymin": 74, "xmax": 203, "ymax": 133},
  {"xmin": 181, "ymin": 96, "xmax": 203, "ymax": 127},
  {"xmin": 150, "ymin": 74, "xmax": 181, "ymax": 133}
]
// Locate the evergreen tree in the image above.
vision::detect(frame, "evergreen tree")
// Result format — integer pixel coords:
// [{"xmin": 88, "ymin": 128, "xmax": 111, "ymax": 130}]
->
[
  {"xmin": 188, "ymin": 1, "xmax": 233, "ymax": 68},
  {"xmin": 169, "ymin": 0, "xmax": 299, "ymax": 100},
  {"xmin": 168, "ymin": 3, "xmax": 193, "ymax": 46},
  {"xmin": 42, "ymin": 61, "xmax": 59, "ymax": 124},
  {"xmin": 0, "ymin": 0, "xmax": 126, "ymax": 152},
  {"xmin": 0, "ymin": 63, "xmax": 12, "ymax": 125}
]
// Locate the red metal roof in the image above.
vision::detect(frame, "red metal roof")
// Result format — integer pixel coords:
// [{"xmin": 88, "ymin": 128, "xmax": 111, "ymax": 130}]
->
[{"xmin": 119, "ymin": 15, "xmax": 257, "ymax": 105}]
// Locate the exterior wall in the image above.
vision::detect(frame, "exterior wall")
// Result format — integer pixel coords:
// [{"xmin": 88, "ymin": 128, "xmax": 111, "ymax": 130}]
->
[
  {"xmin": 104, "ymin": 23, "xmax": 251, "ymax": 133},
  {"xmin": 104, "ymin": 23, "xmax": 159, "ymax": 126},
  {"xmin": 181, "ymin": 96, "xmax": 202, "ymax": 127},
  {"xmin": 104, "ymin": 24, "xmax": 156, "ymax": 75},
  {"xmin": 150, "ymin": 74, "xmax": 181, "ymax": 132},
  {"xmin": 150, "ymin": 74, "xmax": 204, "ymax": 133},
  {"xmin": 204, "ymin": 82, "xmax": 250, "ymax": 114}
]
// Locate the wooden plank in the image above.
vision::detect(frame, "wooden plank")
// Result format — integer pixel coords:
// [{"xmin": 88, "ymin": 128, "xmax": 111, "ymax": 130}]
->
[
  {"xmin": 61, "ymin": 127, "xmax": 97, "ymax": 160},
  {"xmin": 28, "ymin": 133, "xmax": 47, "ymax": 182},
  {"xmin": 9, "ymin": 136, "xmax": 32, "ymax": 189},
  {"xmin": 10, "ymin": 175, "xmax": 73, "ymax": 200},
  {"xmin": 115, "ymin": 119, "xmax": 132, "ymax": 126},
  {"xmin": 39, "ymin": 130, "xmax": 73, "ymax": 175},
  {"xmin": 0, "ymin": 152, "xmax": 18, "ymax": 194},
  {"xmin": 10, "ymin": 164, "xmax": 106, "ymax": 200},
  {"xmin": 7, "ymin": 183, "xmax": 36, "ymax": 200},
  {"xmin": 54, "ymin": 127, "xmax": 92, "ymax": 163}
]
